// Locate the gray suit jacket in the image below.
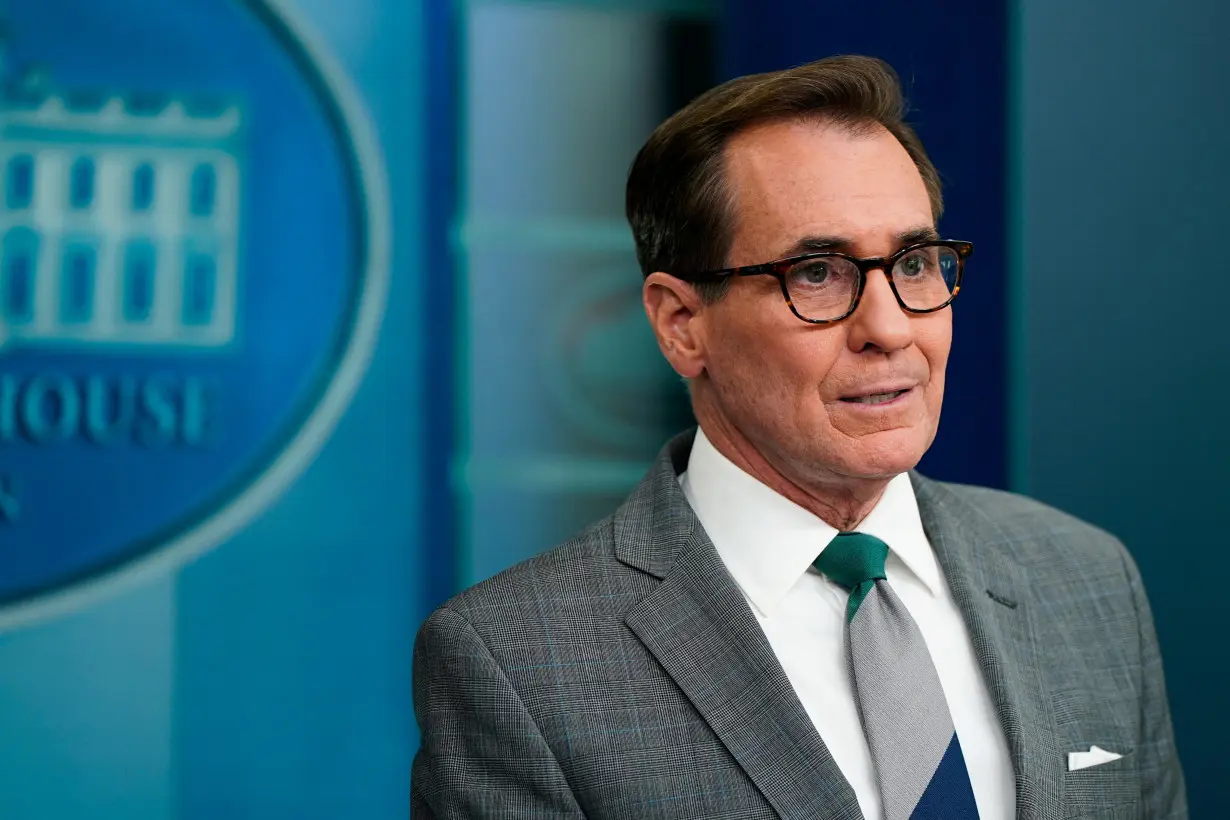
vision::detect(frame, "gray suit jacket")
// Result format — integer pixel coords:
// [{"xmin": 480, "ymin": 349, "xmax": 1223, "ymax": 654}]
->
[{"xmin": 412, "ymin": 432, "xmax": 1186, "ymax": 819}]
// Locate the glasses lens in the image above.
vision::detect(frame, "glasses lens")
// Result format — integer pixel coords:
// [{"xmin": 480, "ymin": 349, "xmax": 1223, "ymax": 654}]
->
[
  {"xmin": 892, "ymin": 245, "xmax": 960, "ymax": 310},
  {"xmin": 783, "ymin": 256, "xmax": 859, "ymax": 321}
]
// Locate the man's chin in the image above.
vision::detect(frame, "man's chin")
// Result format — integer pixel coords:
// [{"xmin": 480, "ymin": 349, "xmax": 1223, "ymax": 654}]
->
[{"xmin": 826, "ymin": 430, "xmax": 931, "ymax": 481}]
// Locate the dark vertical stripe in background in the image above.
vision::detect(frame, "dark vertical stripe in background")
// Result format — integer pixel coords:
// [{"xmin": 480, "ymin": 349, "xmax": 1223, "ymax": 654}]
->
[
  {"xmin": 421, "ymin": 0, "xmax": 459, "ymax": 615},
  {"xmin": 720, "ymin": 0, "xmax": 1009, "ymax": 489}
]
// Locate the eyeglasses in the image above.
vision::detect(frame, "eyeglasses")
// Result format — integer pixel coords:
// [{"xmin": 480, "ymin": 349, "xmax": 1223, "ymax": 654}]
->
[{"xmin": 674, "ymin": 240, "xmax": 973, "ymax": 324}]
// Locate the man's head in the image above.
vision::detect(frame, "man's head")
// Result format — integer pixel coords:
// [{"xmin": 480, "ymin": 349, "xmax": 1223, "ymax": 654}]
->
[{"xmin": 629, "ymin": 56, "xmax": 955, "ymax": 496}]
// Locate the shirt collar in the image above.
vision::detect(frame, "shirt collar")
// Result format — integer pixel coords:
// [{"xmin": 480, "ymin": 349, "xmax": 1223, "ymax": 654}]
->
[
  {"xmin": 853, "ymin": 468, "xmax": 942, "ymax": 598},
  {"xmin": 680, "ymin": 427, "xmax": 942, "ymax": 618}
]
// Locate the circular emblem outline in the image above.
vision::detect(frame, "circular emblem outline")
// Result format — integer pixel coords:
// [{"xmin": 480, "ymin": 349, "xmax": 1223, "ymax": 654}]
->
[
  {"xmin": 541, "ymin": 266, "xmax": 666, "ymax": 451},
  {"xmin": 0, "ymin": 0, "xmax": 391, "ymax": 630}
]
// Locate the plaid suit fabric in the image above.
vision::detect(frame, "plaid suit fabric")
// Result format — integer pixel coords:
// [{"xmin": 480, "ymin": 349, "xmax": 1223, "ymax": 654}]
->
[{"xmin": 412, "ymin": 431, "xmax": 1186, "ymax": 820}]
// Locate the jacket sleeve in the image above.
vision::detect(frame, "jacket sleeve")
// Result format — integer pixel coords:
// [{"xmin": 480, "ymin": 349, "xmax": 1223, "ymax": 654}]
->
[
  {"xmin": 411, "ymin": 605, "xmax": 586, "ymax": 819},
  {"xmin": 1122, "ymin": 549, "xmax": 1188, "ymax": 819}
]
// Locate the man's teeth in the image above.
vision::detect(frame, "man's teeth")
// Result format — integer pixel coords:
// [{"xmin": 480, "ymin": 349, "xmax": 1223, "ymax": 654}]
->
[{"xmin": 849, "ymin": 390, "xmax": 906, "ymax": 405}]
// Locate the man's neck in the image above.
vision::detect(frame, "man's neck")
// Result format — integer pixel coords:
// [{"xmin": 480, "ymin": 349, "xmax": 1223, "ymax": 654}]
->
[{"xmin": 694, "ymin": 408, "xmax": 891, "ymax": 532}]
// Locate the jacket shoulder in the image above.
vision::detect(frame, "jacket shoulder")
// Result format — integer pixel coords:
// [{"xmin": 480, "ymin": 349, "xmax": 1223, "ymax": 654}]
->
[
  {"xmin": 425, "ymin": 514, "xmax": 650, "ymax": 632},
  {"xmin": 923, "ymin": 478, "xmax": 1133, "ymax": 571}
]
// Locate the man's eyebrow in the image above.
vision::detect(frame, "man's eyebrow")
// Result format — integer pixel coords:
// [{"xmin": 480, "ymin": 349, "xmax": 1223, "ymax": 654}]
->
[
  {"xmin": 770, "ymin": 235, "xmax": 852, "ymax": 259},
  {"xmin": 794, "ymin": 235, "xmax": 850, "ymax": 253},
  {"xmin": 897, "ymin": 226, "xmax": 941, "ymax": 246},
  {"xmin": 778, "ymin": 226, "xmax": 940, "ymax": 258}
]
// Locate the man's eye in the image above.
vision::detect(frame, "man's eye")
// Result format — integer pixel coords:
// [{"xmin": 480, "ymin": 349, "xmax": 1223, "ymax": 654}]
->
[
  {"xmin": 795, "ymin": 262, "xmax": 829, "ymax": 284},
  {"xmin": 898, "ymin": 254, "xmax": 928, "ymax": 277}
]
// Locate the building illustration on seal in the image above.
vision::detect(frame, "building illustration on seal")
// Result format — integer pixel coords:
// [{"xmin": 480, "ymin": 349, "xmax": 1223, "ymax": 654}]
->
[{"xmin": 0, "ymin": 21, "xmax": 242, "ymax": 350}]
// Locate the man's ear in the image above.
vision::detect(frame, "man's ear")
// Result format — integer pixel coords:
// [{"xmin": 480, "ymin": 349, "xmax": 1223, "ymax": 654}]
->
[{"xmin": 643, "ymin": 272, "xmax": 707, "ymax": 379}]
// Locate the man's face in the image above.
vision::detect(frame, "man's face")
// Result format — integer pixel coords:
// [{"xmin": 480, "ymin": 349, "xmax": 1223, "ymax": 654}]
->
[{"xmin": 696, "ymin": 119, "xmax": 950, "ymax": 483}]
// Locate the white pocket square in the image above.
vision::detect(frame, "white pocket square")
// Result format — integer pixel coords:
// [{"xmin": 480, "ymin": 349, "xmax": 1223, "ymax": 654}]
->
[{"xmin": 1068, "ymin": 745, "xmax": 1124, "ymax": 772}]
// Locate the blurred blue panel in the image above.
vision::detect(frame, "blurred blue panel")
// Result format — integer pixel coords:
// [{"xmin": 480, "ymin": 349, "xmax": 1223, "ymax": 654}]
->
[
  {"xmin": 720, "ymin": 0, "xmax": 1009, "ymax": 489},
  {"xmin": 0, "ymin": 581, "xmax": 174, "ymax": 820},
  {"xmin": 458, "ymin": 2, "xmax": 694, "ymax": 585},
  {"xmin": 172, "ymin": 0, "xmax": 424, "ymax": 816},
  {"xmin": 1015, "ymin": 1, "xmax": 1230, "ymax": 813},
  {"xmin": 0, "ymin": 0, "xmax": 427, "ymax": 816}
]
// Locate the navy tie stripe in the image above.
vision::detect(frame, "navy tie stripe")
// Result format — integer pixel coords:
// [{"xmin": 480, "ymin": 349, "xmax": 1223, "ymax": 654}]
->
[{"xmin": 910, "ymin": 735, "xmax": 980, "ymax": 819}]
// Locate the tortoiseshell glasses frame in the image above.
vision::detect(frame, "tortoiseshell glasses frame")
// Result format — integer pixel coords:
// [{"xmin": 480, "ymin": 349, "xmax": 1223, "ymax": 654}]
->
[{"xmin": 673, "ymin": 239, "xmax": 974, "ymax": 324}]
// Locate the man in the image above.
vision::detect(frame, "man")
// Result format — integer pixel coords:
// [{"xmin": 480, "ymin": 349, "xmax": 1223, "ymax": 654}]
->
[{"xmin": 412, "ymin": 56, "xmax": 1186, "ymax": 819}]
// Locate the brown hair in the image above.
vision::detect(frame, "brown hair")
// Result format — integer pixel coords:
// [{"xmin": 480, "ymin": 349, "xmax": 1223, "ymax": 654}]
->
[{"xmin": 626, "ymin": 55, "xmax": 943, "ymax": 300}]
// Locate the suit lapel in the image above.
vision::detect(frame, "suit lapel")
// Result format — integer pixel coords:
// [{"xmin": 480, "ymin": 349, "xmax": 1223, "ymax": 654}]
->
[
  {"xmin": 617, "ymin": 433, "xmax": 862, "ymax": 820},
  {"xmin": 626, "ymin": 537, "xmax": 862, "ymax": 820},
  {"xmin": 912, "ymin": 475, "xmax": 1063, "ymax": 820}
]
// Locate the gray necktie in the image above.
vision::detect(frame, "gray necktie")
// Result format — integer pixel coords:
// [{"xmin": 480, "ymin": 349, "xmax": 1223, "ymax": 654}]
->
[{"xmin": 813, "ymin": 532, "xmax": 980, "ymax": 820}]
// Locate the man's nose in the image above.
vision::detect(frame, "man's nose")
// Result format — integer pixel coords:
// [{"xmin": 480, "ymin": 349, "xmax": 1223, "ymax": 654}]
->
[{"xmin": 845, "ymin": 269, "xmax": 912, "ymax": 353}]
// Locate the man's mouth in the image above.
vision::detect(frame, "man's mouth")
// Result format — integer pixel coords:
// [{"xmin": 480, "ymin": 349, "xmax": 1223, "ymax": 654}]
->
[{"xmin": 840, "ymin": 388, "xmax": 911, "ymax": 405}]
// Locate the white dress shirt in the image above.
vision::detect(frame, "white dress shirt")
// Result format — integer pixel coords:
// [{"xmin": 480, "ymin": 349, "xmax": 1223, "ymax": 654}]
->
[{"xmin": 680, "ymin": 428, "xmax": 1015, "ymax": 820}]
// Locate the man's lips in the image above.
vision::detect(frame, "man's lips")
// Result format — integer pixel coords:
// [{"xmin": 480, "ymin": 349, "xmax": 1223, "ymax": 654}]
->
[{"xmin": 838, "ymin": 385, "xmax": 916, "ymax": 406}]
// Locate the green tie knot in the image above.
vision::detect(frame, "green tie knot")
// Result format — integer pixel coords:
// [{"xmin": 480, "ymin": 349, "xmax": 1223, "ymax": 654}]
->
[
  {"xmin": 814, "ymin": 532, "xmax": 889, "ymax": 588},
  {"xmin": 813, "ymin": 533, "xmax": 889, "ymax": 622}
]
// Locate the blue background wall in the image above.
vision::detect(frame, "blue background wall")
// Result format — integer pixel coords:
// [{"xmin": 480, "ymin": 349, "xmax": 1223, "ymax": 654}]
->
[
  {"xmin": 1014, "ymin": 3, "xmax": 1230, "ymax": 815},
  {"xmin": 0, "ymin": 0, "xmax": 1223, "ymax": 816}
]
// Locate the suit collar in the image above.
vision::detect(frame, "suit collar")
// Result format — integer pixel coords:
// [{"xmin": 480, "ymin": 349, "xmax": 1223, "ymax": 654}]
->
[
  {"xmin": 911, "ymin": 474, "xmax": 1063, "ymax": 820},
  {"xmin": 616, "ymin": 430, "xmax": 939, "ymax": 585},
  {"xmin": 612, "ymin": 430, "xmax": 699, "ymax": 580},
  {"xmin": 681, "ymin": 427, "xmax": 941, "ymax": 618}
]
